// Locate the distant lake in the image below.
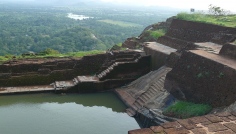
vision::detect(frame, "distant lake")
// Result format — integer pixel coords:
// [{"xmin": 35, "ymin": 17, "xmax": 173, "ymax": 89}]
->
[{"xmin": 67, "ymin": 13, "xmax": 94, "ymax": 20}]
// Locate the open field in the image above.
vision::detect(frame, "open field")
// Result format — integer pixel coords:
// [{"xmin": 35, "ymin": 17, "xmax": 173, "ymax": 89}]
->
[{"xmin": 98, "ymin": 19, "xmax": 142, "ymax": 27}]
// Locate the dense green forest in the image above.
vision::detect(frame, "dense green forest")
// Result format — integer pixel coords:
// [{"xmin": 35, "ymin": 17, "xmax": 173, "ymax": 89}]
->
[{"xmin": 0, "ymin": 4, "xmax": 178, "ymax": 55}]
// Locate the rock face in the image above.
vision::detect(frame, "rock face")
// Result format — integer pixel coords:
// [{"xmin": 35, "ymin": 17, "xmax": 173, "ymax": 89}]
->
[
  {"xmin": 165, "ymin": 50, "xmax": 236, "ymax": 107},
  {"xmin": 219, "ymin": 43, "xmax": 236, "ymax": 60},
  {"xmin": 165, "ymin": 19, "xmax": 236, "ymax": 44},
  {"xmin": 122, "ymin": 17, "xmax": 176, "ymax": 49}
]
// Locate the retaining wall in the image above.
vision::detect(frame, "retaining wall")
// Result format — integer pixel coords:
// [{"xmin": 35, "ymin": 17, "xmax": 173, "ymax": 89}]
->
[
  {"xmin": 165, "ymin": 50, "xmax": 236, "ymax": 107},
  {"xmin": 166, "ymin": 19, "xmax": 236, "ymax": 44}
]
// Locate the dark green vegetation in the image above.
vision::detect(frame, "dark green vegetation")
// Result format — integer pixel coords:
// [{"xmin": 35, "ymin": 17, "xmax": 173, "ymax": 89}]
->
[
  {"xmin": 0, "ymin": 4, "xmax": 177, "ymax": 56},
  {"xmin": 163, "ymin": 101, "xmax": 212, "ymax": 119},
  {"xmin": 177, "ymin": 13, "xmax": 236, "ymax": 28}
]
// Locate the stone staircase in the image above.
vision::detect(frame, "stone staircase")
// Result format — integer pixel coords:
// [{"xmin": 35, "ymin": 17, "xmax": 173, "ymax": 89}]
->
[
  {"xmin": 97, "ymin": 62, "xmax": 119, "ymax": 79},
  {"xmin": 53, "ymin": 52, "xmax": 146, "ymax": 91},
  {"xmin": 131, "ymin": 75, "xmax": 166, "ymax": 111},
  {"xmin": 96, "ymin": 54, "xmax": 143, "ymax": 80},
  {"xmin": 116, "ymin": 66, "xmax": 173, "ymax": 118}
]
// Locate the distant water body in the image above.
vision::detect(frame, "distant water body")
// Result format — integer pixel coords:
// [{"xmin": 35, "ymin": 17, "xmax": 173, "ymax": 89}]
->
[
  {"xmin": 67, "ymin": 13, "xmax": 94, "ymax": 20},
  {"xmin": 0, "ymin": 92, "xmax": 140, "ymax": 134}
]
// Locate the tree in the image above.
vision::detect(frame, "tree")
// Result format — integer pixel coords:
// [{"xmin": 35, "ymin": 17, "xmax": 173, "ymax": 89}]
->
[{"xmin": 208, "ymin": 4, "xmax": 230, "ymax": 16}]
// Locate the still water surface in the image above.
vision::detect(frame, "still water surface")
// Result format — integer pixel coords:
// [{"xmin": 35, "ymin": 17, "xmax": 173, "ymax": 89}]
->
[
  {"xmin": 67, "ymin": 13, "xmax": 94, "ymax": 20},
  {"xmin": 0, "ymin": 92, "xmax": 140, "ymax": 134}
]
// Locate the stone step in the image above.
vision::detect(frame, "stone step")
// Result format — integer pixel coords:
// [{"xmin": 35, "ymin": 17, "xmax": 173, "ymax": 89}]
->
[
  {"xmin": 159, "ymin": 77, "xmax": 165, "ymax": 83},
  {"xmin": 152, "ymin": 83, "xmax": 161, "ymax": 90},
  {"xmin": 150, "ymin": 86, "xmax": 158, "ymax": 92},
  {"xmin": 154, "ymin": 80, "xmax": 162, "ymax": 86},
  {"xmin": 148, "ymin": 88, "xmax": 156, "ymax": 94},
  {"xmin": 131, "ymin": 104, "xmax": 138, "ymax": 111},
  {"xmin": 101, "ymin": 72, "xmax": 106, "ymax": 76},
  {"xmin": 141, "ymin": 94, "xmax": 149, "ymax": 101},
  {"xmin": 147, "ymin": 90, "xmax": 154, "ymax": 97},
  {"xmin": 157, "ymin": 80, "xmax": 164, "ymax": 85},
  {"xmin": 136, "ymin": 99, "xmax": 144, "ymax": 106},
  {"xmin": 133, "ymin": 102, "xmax": 141, "ymax": 109},
  {"xmin": 154, "ymin": 81, "xmax": 163, "ymax": 87},
  {"xmin": 137, "ymin": 97, "xmax": 146, "ymax": 104},
  {"xmin": 144, "ymin": 92, "xmax": 152, "ymax": 99},
  {"xmin": 126, "ymin": 108, "xmax": 136, "ymax": 117},
  {"xmin": 97, "ymin": 75, "xmax": 102, "ymax": 78}
]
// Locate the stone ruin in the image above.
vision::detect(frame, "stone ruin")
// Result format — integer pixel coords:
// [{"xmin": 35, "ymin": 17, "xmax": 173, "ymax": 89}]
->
[
  {"xmin": 116, "ymin": 18, "xmax": 236, "ymax": 130},
  {"xmin": 0, "ymin": 50, "xmax": 151, "ymax": 94}
]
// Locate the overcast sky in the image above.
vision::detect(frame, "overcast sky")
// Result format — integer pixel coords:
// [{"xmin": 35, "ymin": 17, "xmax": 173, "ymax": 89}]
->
[
  {"xmin": 1, "ymin": 0, "xmax": 235, "ymax": 12},
  {"xmin": 100, "ymin": 0, "xmax": 236, "ymax": 12}
]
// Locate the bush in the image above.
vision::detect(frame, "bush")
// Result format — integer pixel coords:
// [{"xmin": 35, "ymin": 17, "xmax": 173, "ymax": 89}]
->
[
  {"xmin": 37, "ymin": 48, "xmax": 60, "ymax": 55},
  {"xmin": 163, "ymin": 101, "xmax": 212, "ymax": 119},
  {"xmin": 149, "ymin": 29, "xmax": 165, "ymax": 39}
]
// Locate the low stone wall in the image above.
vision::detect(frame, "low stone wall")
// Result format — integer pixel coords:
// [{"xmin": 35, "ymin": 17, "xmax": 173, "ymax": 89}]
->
[
  {"xmin": 144, "ymin": 42, "xmax": 177, "ymax": 70},
  {"xmin": 166, "ymin": 19, "xmax": 236, "ymax": 44},
  {"xmin": 75, "ymin": 78, "xmax": 135, "ymax": 93},
  {"xmin": 165, "ymin": 50, "xmax": 236, "ymax": 107},
  {"xmin": 0, "ymin": 54, "xmax": 110, "ymax": 86},
  {"xmin": 0, "ymin": 54, "xmax": 108, "ymax": 75},
  {"xmin": 157, "ymin": 36, "xmax": 196, "ymax": 51},
  {"xmin": 0, "ymin": 69, "xmax": 79, "ymax": 86}
]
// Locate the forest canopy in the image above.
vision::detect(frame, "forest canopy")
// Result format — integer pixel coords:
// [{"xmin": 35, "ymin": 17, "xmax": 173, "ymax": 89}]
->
[{"xmin": 0, "ymin": 4, "xmax": 177, "ymax": 55}]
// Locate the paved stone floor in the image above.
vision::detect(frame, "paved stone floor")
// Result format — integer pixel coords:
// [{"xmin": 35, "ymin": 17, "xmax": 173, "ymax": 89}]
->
[
  {"xmin": 0, "ymin": 85, "xmax": 54, "ymax": 94},
  {"xmin": 128, "ymin": 111, "xmax": 236, "ymax": 134}
]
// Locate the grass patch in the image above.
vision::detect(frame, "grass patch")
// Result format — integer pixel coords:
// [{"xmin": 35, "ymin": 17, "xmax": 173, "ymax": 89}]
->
[
  {"xmin": 163, "ymin": 101, "xmax": 212, "ymax": 119},
  {"xmin": 98, "ymin": 19, "xmax": 142, "ymax": 27},
  {"xmin": 116, "ymin": 43, "xmax": 122, "ymax": 47},
  {"xmin": 0, "ymin": 50, "xmax": 104, "ymax": 64},
  {"xmin": 177, "ymin": 12, "xmax": 236, "ymax": 28},
  {"xmin": 149, "ymin": 29, "xmax": 166, "ymax": 39}
]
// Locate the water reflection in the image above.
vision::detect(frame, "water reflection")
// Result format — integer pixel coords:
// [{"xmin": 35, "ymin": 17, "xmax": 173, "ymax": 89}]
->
[
  {"xmin": 0, "ymin": 92, "xmax": 140, "ymax": 134},
  {"xmin": 0, "ymin": 92, "xmax": 126, "ymax": 112}
]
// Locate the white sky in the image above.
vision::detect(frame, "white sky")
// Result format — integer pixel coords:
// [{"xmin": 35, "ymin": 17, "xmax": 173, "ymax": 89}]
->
[{"xmin": 101, "ymin": 0, "xmax": 236, "ymax": 12}]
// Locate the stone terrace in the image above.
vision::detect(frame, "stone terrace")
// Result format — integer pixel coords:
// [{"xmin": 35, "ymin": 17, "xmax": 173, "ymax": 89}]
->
[{"xmin": 128, "ymin": 111, "xmax": 236, "ymax": 134}]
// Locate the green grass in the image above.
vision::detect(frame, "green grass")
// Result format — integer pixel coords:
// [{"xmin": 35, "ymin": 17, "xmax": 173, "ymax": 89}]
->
[
  {"xmin": 149, "ymin": 29, "xmax": 166, "ymax": 39},
  {"xmin": 116, "ymin": 43, "xmax": 122, "ymax": 47},
  {"xmin": 163, "ymin": 101, "xmax": 212, "ymax": 119},
  {"xmin": 98, "ymin": 19, "xmax": 142, "ymax": 27},
  {"xmin": 0, "ymin": 50, "xmax": 105, "ymax": 64},
  {"xmin": 177, "ymin": 12, "xmax": 236, "ymax": 28}
]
